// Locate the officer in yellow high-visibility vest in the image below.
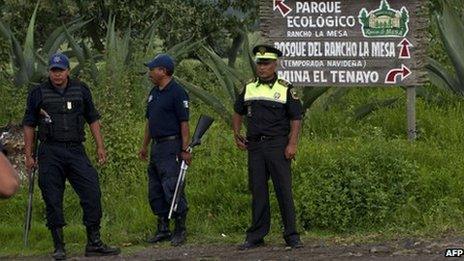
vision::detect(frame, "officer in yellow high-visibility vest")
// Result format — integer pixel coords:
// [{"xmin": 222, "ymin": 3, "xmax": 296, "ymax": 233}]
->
[{"xmin": 232, "ymin": 44, "xmax": 303, "ymax": 250}]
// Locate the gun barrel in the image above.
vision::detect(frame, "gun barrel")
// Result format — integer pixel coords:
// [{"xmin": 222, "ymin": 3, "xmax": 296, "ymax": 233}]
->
[
  {"xmin": 168, "ymin": 161, "xmax": 188, "ymax": 219},
  {"xmin": 23, "ymin": 169, "xmax": 36, "ymax": 247}
]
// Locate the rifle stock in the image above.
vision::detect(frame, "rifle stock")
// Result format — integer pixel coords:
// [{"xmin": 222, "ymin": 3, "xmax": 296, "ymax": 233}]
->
[
  {"xmin": 168, "ymin": 115, "xmax": 214, "ymax": 219},
  {"xmin": 189, "ymin": 115, "xmax": 214, "ymax": 148}
]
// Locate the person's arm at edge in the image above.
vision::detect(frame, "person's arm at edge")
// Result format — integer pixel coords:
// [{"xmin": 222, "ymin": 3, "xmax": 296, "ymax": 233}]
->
[{"xmin": 0, "ymin": 149, "xmax": 19, "ymax": 198}]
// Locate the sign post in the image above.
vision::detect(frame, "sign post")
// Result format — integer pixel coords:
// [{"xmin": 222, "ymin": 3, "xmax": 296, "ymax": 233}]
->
[{"xmin": 259, "ymin": 0, "xmax": 428, "ymax": 140}]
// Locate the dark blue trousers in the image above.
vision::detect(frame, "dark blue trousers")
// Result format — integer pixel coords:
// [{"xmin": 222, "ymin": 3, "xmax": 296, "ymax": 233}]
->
[
  {"xmin": 37, "ymin": 142, "xmax": 102, "ymax": 229},
  {"xmin": 148, "ymin": 139, "xmax": 188, "ymax": 218}
]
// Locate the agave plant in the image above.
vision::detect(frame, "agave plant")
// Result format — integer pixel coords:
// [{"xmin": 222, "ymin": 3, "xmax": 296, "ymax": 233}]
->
[
  {"xmin": 177, "ymin": 43, "xmax": 249, "ymax": 124},
  {"xmin": 105, "ymin": 14, "xmax": 132, "ymax": 68},
  {"xmin": 0, "ymin": 2, "xmax": 88, "ymax": 87},
  {"xmin": 427, "ymin": 0, "xmax": 464, "ymax": 96},
  {"xmin": 178, "ymin": 31, "xmax": 334, "ymax": 124}
]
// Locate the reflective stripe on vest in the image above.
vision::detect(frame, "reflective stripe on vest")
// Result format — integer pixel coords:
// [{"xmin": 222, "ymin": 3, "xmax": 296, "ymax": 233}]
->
[{"xmin": 244, "ymin": 79, "xmax": 288, "ymax": 104}]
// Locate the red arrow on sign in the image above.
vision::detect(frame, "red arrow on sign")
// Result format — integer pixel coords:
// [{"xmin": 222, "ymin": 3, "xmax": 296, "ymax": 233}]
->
[
  {"xmin": 398, "ymin": 38, "xmax": 413, "ymax": 59},
  {"xmin": 385, "ymin": 64, "xmax": 412, "ymax": 84},
  {"xmin": 274, "ymin": 0, "xmax": 292, "ymax": 17}
]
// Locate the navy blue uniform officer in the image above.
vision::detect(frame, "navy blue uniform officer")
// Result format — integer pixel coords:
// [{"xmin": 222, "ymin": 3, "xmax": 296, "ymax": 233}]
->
[
  {"xmin": 233, "ymin": 45, "xmax": 304, "ymax": 250},
  {"xmin": 139, "ymin": 53, "xmax": 191, "ymax": 246},
  {"xmin": 23, "ymin": 53, "xmax": 120, "ymax": 260}
]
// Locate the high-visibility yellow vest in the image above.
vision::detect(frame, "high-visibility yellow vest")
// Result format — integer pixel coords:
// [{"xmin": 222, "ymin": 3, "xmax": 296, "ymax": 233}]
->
[{"xmin": 244, "ymin": 78, "xmax": 290, "ymax": 104}]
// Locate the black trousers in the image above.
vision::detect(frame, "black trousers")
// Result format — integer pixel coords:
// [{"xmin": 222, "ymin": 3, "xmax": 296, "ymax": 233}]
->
[
  {"xmin": 147, "ymin": 139, "xmax": 187, "ymax": 218},
  {"xmin": 245, "ymin": 137, "xmax": 299, "ymax": 243},
  {"xmin": 38, "ymin": 142, "xmax": 102, "ymax": 229}
]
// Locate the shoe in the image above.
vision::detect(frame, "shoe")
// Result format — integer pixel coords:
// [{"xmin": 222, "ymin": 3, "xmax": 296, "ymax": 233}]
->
[
  {"xmin": 170, "ymin": 215, "xmax": 187, "ymax": 246},
  {"xmin": 147, "ymin": 216, "xmax": 171, "ymax": 243},
  {"xmin": 238, "ymin": 239, "xmax": 264, "ymax": 250},
  {"xmin": 286, "ymin": 238, "xmax": 303, "ymax": 249},
  {"xmin": 84, "ymin": 226, "xmax": 121, "ymax": 257},
  {"xmin": 50, "ymin": 227, "xmax": 66, "ymax": 260}
]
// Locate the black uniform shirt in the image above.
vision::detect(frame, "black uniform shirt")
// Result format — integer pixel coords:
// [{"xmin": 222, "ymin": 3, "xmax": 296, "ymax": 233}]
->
[
  {"xmin": 22, "ymin": 78, "xmax": 101, "ymax": 127},
  {"xmin": 145, "ymin": 79, "xmax": 189, "ymax": 139},
  {"xmin": 234, "ymin": 77, "xmax": 302, "ymax": 138}
]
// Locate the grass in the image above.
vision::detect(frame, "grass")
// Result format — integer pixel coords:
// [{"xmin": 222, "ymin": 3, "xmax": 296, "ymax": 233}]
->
[{"xmin": 2, "ymin": 66, "xmax": 464, "ymax": 257}]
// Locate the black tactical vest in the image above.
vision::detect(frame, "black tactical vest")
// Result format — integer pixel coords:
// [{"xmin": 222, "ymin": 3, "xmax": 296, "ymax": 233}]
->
[{"xmin": 38, "ymin": 81, "xmax": 85, "ymax": 142}]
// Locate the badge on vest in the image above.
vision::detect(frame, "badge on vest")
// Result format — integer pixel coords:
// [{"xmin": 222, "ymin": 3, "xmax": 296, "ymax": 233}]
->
[
  {"xmin": 183, "ymin": 100, "xmax": 189, "ymax": 109},
  {"xmin": 274, "ymin": 92, "xmax": 281, "ymax": 100},
  {"xmin": 67, "ymin": 101, "xmax": 72, "ymax": 110},
  {"xmin": 148, "ymin": 95, "xmax": 153, "ymax": 103}
]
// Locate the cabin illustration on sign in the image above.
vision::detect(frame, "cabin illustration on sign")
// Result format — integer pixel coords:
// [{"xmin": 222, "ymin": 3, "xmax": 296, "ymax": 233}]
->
[{"xmin": 358, "ymin": 0, "xmax": 409, "ymax": 38}]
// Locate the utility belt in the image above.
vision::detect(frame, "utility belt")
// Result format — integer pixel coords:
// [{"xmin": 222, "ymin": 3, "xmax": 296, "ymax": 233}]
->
[
  {"xmin": 42, "ymin": 140, "xmax": 82, "ymax": 148},
  {"xmin": 153, "ymin": 135, "xmax": 180, "ymax": 143},
  {"xmin": 247, "ymin": 135, "xmax": 287, "ymax": 142}
]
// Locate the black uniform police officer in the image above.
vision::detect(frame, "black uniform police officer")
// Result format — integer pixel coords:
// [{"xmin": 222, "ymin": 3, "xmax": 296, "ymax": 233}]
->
[
  {"xmin": 232, "ymin": 44, "xmax": 304, "ymax": 250},
  {"xmin": 23, "ymin": 53, "xmax": 120, "ymax": 260},
  {"xmin": 139, "ymin": 53, "xmax": 191, "ymax": 246}
]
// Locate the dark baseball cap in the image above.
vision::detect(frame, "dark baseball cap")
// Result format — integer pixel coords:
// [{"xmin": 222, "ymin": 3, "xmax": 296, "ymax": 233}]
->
[
  {"xmin": 48, "ymin": 53, "xmax": 70, "ymax": 70},
  {"xmin": 144, "ymin": 53, "xmax": 175, "ymax": 73}
]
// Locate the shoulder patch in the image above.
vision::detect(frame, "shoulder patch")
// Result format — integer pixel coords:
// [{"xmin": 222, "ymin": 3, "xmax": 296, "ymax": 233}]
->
[
  {"xmin": 290, "ymin": 88, "xmax": 299, "ymax": 100},
  {"xmin": 278, "ymin": 78, "xmax": 291, "ymax": 88}
]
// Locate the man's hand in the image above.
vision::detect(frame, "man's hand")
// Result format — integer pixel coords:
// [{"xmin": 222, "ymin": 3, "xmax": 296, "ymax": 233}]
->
[
  {"xmin": 97, "ymin": 146, "xmax": 107, "ymax": 165},
  {"xmin": 139, "ymin": 146, "xmax": 148, "ymax": 161},
  {"xmin": 234, "ymin": 133, "xmax": 248, "ymax": 150},
  {"xmin": 25, "ymin": 155, "xmax": 37, "ymax": 174},
  {"xmin": 181, "ymin": 150, "xmax": 192, "ymax": 165},
  {"xmin": 285, "ymin": 143, "xmax": 297, "ymax": 160}
]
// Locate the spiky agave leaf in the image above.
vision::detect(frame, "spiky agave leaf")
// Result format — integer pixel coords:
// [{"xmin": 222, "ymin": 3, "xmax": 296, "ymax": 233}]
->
[
  {"xmin": 175, "ymin": 76, "xmax": 232, "ymax": 124},
  {"xmin": 432, "ymin": 1, "xmax": 464, "ymax": 95}
]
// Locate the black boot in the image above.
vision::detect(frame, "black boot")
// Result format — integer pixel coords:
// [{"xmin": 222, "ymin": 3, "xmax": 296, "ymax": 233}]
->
[
  {"xmin": 50, "ymin": 227, "xmax": 66, "ymax": 260},
  {"xmin": 171, "ymin": 215, "xmax": 187, "ymax": 246},
  {"xmin": 285, "ymin": 235, "xmax": 303, "ymax": 249},
  {"xmin": 85, "ymin": 226, "xmax": 121, "ymax": 257},
  {"xmin": 147, "ymin": 216, "xmax": 171, "ymax": 243}
]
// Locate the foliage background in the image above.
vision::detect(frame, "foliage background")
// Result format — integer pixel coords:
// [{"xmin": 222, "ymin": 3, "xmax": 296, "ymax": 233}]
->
[{"xmin": 1, "ymin": 0, "xmax": 464, "ymax": 257}]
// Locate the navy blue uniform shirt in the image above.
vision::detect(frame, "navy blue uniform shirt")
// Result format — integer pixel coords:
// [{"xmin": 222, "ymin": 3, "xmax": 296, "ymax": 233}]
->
[
  {"xmin": 22, "ymin": 78, "xmax": 101, "ymax": 127},
  {"xmin": 145, "ymin": 79, "xmax": 189, "ymax": 139}
]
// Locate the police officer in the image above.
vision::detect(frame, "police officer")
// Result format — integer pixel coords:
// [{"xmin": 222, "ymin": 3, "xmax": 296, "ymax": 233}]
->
[
  {"xmin": 0, "ymin": 142, "xmax": 19, "ymax": 198},
  {"xmin": 139, "ymin": 53, "xmax": 191, "ymax": 246},
  {"xmin": 23, "ymin": 53, "xmax": 120, "ymax": 260},
  {"xmin": 232, "ymin": 44, "xmax": 303, "ymax": 250}
]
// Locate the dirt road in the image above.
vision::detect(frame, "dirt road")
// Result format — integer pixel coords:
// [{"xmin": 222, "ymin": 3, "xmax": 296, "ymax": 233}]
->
[{"xmin": 16, "ymin": 237, "xmax": 461, "ymax": 260}]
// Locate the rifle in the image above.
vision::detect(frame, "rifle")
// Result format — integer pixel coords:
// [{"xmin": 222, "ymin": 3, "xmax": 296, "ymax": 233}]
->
[
  {"xmin": 23, "ymin": 134, "xmax": 38, "ymax": 247},
  {"xmin": 168, "ymin": 115, "xmax": 214, "ymax": 219},
  {"xmin": 24, "ymin": 109, "xmax": 51, "ymax": 247}
]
